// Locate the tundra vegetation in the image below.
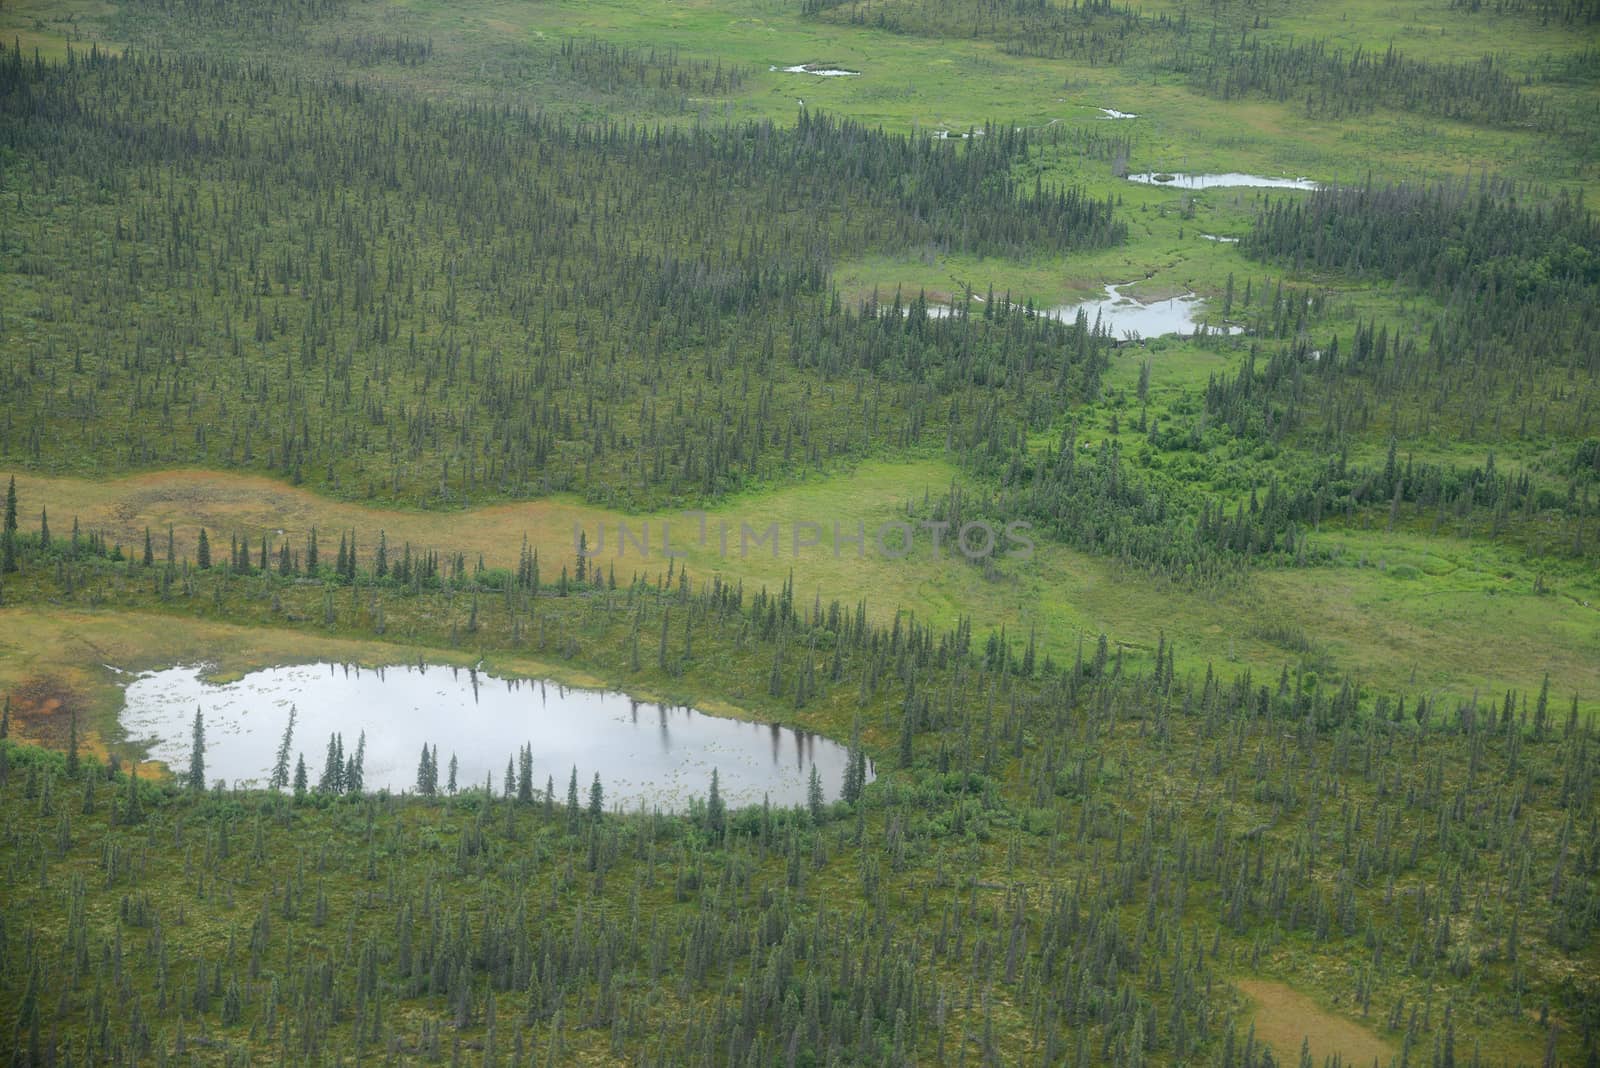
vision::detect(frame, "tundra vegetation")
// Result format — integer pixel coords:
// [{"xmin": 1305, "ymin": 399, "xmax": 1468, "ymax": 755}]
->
[{"xmin": 0, "ymin": 0, "xmax": 1596, "ymax": 1064}]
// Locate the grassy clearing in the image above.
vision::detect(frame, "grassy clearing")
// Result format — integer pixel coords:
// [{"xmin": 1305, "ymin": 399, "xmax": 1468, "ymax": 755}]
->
[
  {"xmin": 12, "ymin": 466, "xmax": 1600, "ymax": 721},
  {"xmin": 1236, "ymin": 978, "xmax": 1397, "ymax": 1068}
]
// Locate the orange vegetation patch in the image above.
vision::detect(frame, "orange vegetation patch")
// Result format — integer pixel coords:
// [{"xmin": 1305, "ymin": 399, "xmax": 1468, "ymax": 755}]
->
[
  {"xmin": 3, "ymin": 674, "xmax": 162, "ymax": 777},
  {"xmin": 1235, "ymin": 979, "xmax": 1394, "ymax": 1068},
  {"xmin": 2, "ymin": 675, "xmax": 141, "ymax": 767},
  {"xmin": 5, "ymin": 675, "xmax": 88, "ymax": 750}
]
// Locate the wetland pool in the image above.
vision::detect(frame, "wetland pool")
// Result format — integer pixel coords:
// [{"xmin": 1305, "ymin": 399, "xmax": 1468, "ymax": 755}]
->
[
  {"xmin": 1126, "ymin": 172, "xmax": 1321, "ymax": 190},
  {"xmin": 120, "ymin": 662, "xmax": 866, "ymax": 810}
]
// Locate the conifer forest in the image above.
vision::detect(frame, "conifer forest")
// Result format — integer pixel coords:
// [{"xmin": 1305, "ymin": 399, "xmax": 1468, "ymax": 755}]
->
[{"xmin": 0, "ymin": 0, "xmax": 1596, "ymax": 1064}]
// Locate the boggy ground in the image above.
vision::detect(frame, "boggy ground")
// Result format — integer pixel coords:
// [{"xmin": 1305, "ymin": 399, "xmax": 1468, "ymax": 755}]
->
[{"xmin": 11, "ymin": 466, "xmax": 1600, "ymax": 721}]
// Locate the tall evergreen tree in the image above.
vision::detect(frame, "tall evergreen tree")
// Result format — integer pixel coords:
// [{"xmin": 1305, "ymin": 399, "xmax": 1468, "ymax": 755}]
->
[
  {"xmin": 188, "ymin": 707, "xmax": 207, "ymax": 791},
  {"xmin": 1, "ymin": 476, "xmax": 16, "ymax": 573},
  {"xmin": 318, "ymin": 733, "xmax": 344, "ymax": 793},
  {"xmin": 123, "ymin": 760, "xmax": 142, "ymax": 823},
  {"xmin": 706, "ymin": 768, "xmax": 724, "ymax": 837},
  {"xmin": 417, "ymin": 744, "xmax": 435, "ymax": 795},
  {"xmin": 269, "ymin": 706, "xmax": 296, "ymax": 790},
  {"xmin": 588, "ymin": 771, "xmax": 605, "ymax": 819},
  {"xmin": 345, "ymin": 731, "xmax": 365, "ymax": 796},
  {"xmin": 65, "ymin": 708, "xmax": 79, "ymax": 779},
  {"xmin": 807, "ymin": 763, "xmax": 825, "ymax": 823},
  {"xmin": 517, "ymin": 744, "xmax": 534, "ymax": 803}
]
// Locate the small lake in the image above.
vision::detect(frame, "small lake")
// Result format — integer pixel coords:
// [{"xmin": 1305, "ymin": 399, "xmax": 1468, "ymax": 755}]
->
[
  {"xmin": 1052, "ymin": 283, "xmax": 1242, "ymax": 338},
  {"xmin": 1126, "ymin": 173, "xmax": 1320, "ymax": 190},
  {"xmin": 771, "ymin": 63, "xmax": 859, "ymax": 77},
  {"xmin": 120, "ymin": 663, "xmax": 866, "ymax": 810},
  {"xmin": 923, "ymin": 283, "xmax": 1240, "ymax": 338}
]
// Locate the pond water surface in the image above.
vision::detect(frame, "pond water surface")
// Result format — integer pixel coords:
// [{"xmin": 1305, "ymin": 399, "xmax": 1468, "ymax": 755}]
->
[
  {"xmin": 771, "ymin": 64, "xmax": 860, "ymax": 77},
  {"xmin": 1126, "ymin": 172, "xmax": 1321, "ymax": 190},
  {"xmin": 1051, "ymin": 283, "xmax": 1242, "ymax": 338},
  {"xmin": 924, "ymin": 283, "xmax": 1240, "ymax": 338},
  {"xmin": 120, "ymin": 663, "xmax": 865, "ymax": 810}
]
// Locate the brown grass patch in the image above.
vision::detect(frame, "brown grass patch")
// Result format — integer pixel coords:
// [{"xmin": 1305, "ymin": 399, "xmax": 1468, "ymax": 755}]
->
[
  {"xmin": 0, "ymin": 673, "xmax": 132, "ymax": 766},
  {"xmin": 6, "ymin": 675, "xmax": 86, "ymax": 748},
  {"xmin": 1236, "ymin": 978, "xmax": 1394, "ymax": 1068},
  {"xmin": 16, "ymin": 469, "xmax": 602, "ymax": 572}
]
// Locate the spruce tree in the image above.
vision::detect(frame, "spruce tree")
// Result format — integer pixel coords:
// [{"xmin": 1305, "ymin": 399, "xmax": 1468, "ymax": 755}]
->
[
  {"xmin": 187, "ymin": 707, "xmax": 207, "ymax": 791},
  {"xmin": 319, "ymin": 734, "xmax": 342, "ymax": 793},
  {"xmin": 842, "ymin": 722, "xmax": 866, "ymax": 805},
  {"xmin": 1, "ymin": 475, "xmax": 16, "ymax": 573},
  {"xmin": 269, "ymin": 706, "xmax": 296, "ymax": 790},
  {"xmin": 706, "ymin": 768, "xmax": 724, "ymax": 837},
  {"xmin": 345, "ymin": 732, "xmax": 365, "ymax": 796},
  {"xmin": 517, "ymin": 744, "xmax": 534, "ymax": 803},
  {"xmin": 123, "ymin": 760, "xmax": 142, "ymax": 823},
  {"xmin": 196, "ymin": 528, "xmax": 211, "ymax": 569},
  {"xmin": 65, "ymin": 708, "xmax": 79, "ymax": 779},
  {"xmin": 417, "ymin": 744, "xmax": 435, "ymax": 795},
  {"xmin": 807, "ymin": 764, "xmax": 825, "ymax": 823}
]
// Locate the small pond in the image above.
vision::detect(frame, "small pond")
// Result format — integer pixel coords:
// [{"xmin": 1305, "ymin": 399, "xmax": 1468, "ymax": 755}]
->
[
  {"xmin": 771, "ymin": 63, "xmax": 860, "ymax": 77},
  {"xmin": 1126, "ymin": 173, "xmax": 1321, "ymax": 190},
  {"xmin": 120, "ymin": 663, "xmax": 866, "ymax": 810},
  {"xmin": 923, "ymin": 283, "xmax": 1240, "ymax": 338},
  {"xmin": 1050, "ymin": 283, "xmax": 1243, "ymax": 338}
]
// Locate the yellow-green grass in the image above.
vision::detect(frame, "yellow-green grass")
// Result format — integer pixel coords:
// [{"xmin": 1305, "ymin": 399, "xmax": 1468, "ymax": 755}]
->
[
  {"xmin": 1235, "ymin": 978, "xmax": 1397, "ymax": 1068},
  {"xmin": 12, "ymin": 465, "xmax": 1600, "ymax": 719}
]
